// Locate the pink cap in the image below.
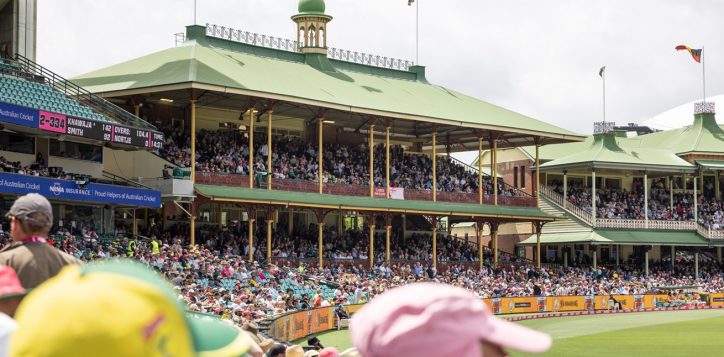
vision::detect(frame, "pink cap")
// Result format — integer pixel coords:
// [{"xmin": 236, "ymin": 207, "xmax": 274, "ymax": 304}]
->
[
  {"xmin": 0, "ymin": 266, "xmax": 26, "ymax": 298},
  {"xmin": 350, "ymin": 283, "xmax": 551, "ymax": 357}
]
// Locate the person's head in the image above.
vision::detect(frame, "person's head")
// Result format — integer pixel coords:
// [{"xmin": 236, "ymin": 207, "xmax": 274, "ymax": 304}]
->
[
  {"xmin": 7, "ymin": 193, "xmax": 53, "ymax": 241},
  {"xmin": 266, "ymin": 344, "xmax": 286, "ymax": 357},
  {"xmin": 0, "ymin": 266, "xmax": 26, "ymax": 317},
  {"xmin": 307, "ymin": 337, "xmax": 323, "ymax": 350},
  {"xmin": 350, "ymin": 283, "xmax": 552, "ymax": 357}
]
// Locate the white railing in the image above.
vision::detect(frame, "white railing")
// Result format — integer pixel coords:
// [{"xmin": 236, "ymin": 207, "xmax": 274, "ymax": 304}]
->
[
  {"xmin": 596, "ymin": 219, "xmax": 695, "ymax": 231},
  {"xmin": 698, "ymin": 224, "xmax": 724, "ymax": 239},
  {"xmin": 539, "ymin": 186, "xmax": 592, "ymax": 225}
]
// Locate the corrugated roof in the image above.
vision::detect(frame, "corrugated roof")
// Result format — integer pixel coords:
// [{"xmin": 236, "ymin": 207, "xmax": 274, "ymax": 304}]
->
[
  {"xmin": 194, "ymin": 184, "xmax": 556, "ymax": 221},
  {"xmin": 71, "ymin": 26, "xmax": 583, "ymax": 142},
  {"xmin": 519, "ymin": 229, "xmax": 715, "ymax": 246}
]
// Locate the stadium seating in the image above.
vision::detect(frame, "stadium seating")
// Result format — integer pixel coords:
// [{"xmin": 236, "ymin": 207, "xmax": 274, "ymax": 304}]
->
[{"xmin": 0, "ymin": 75, "xmax": 107, "ymax": 122}]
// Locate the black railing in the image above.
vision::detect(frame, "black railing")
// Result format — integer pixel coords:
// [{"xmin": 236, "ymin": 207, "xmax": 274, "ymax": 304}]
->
[{"xmin": 3, "ymin": 53, "xmax": 156, "ymax": 130}]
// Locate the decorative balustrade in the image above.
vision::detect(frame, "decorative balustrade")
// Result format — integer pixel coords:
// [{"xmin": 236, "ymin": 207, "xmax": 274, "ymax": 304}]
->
[
  {"xmin": 596, "ymin": 219, "xmax": 695, "ymax": 231},
  {"xmin": 193, "ymin": 173, "xmax": 536, "ymax": 208},
  {"xmin": 698, "ymin": 224, "xmax": 724, "ymax": 239},
  {"xmin": 204, "ymin": 23, "xmax": 413, "ymax": 71}
]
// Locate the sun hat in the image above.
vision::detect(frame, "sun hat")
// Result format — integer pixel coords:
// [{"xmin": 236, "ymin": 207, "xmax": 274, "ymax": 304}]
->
[
  {"xmin": 350, "ymin": 283, "xmax": 552, "ymax": 357},
  {"xmin": 0, "ymin": 266, "xmax": 26, "ymax": 299},
  {"xmin": 10, "ymin": 260, "xmax": 250, "ymax": 357},
  {"xmin": 286, "ymin": 344, "xmax": 305, "ymax": 357}
]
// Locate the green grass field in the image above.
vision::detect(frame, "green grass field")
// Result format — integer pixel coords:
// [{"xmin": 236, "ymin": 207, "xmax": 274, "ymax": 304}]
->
[{"xmin": 295, "ymin": 309, "xmax": 724, "ymax": 356}]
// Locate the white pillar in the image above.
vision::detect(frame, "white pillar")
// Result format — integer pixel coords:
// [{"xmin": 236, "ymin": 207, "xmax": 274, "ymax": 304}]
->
[
  {"xmin": 564, "ymin": 248, "xmax": 568, "ymax": 267},
  {"xmin": 695, "ymin": 252, "xmax": 699, "ymax": 279},
  {"xmin": 694, "ymin": 175, "xmax": 698, "ymax": 223},
  {"xmin": 616, "ymin": 245, "xmax": 620, "ymax": 266},
  {"xmin": 563, "ymin": 171, "xmax": 568, "ymax": 203},
  {"xmin": 669, "ymin": 176, "xmax": 674, "ymax": 213},
  {"xmin": 644, "ymin": 172, "xmax": 649, "ymax": 227},
  {"xmin": 592, "ymin": 247, "xmax": 597, "ymax": 270},
  {"xmin": 718, "ymin": 247, "xmax": 722, "ymax": 264},
  {"xmin": 591, "ymin": 169, "xmax": 597, "ymax": 226},
  {"xmin": 645, "ymin": 251, "xmax": 649, "ymax": 276},
  {"xmin": 671, "ymin": 246, "xmax": 675, "ymax": 271}
]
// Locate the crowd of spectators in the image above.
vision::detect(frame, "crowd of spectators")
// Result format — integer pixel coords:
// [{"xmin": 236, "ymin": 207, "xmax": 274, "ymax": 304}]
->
[
  {"xmin": 550, "ymin": 178, "xmax": 724, "ymax": 229},
  {"xmin": 0, "ymin": 155, "xmax": 75, "ymax": 180}
]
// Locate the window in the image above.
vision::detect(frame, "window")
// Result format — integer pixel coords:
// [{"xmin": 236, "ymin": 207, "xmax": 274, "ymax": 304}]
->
[
  {"xmin": 49, "ymin": 140, "xmax": 102, "ymax": 162},
  {"xmin": 513, "ymin": 167, "xmax": 519, "ymax": 187},
  {"xmin": 0, "ymin": 132, "xmax": 34, "ymax": 154},
  {"xmin": 520, "ymin": 166, "xmax": 526, "ymax": 188}
]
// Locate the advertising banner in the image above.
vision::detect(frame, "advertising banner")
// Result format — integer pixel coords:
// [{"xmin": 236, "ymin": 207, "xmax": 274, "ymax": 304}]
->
[
  {"xmin": 546, "ymin": 296, "xmax": 585, "ymax": 312},
  {"xmin": 496, "ymin": 297, "xmax": 539, "ymax": 314},
  {"xmin": 0, "ymin": 172, "xmax": 161, "ymax": 208},
  {"xmin": 710, "ymin": 293, "xmax": 724, "ymax": 307},
  {"xmin": 310, "ymin": 307, "xmax": 335, "ymax": 334},
  {"xmin": 0, "ymin": 102, "xmax": 38, "ymax": 128},
  {"xmin": 289, "ymin": 311, "xmax": 309, "ymax": 341}
]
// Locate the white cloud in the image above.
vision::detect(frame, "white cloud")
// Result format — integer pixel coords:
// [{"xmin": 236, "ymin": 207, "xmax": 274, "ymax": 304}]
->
[{"xmin": 38, "ymin": 0, "xmax": 724, "ymax": 135}]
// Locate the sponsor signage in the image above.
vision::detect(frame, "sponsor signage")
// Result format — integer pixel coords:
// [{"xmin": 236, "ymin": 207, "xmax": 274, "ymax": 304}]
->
[
  {"xmin": 0, "ymin": 101, "xmax": 163, "ymax": 149},
  {"xmin": 0, "ymin": 172, "xmax": 161, "ymax": 208}
]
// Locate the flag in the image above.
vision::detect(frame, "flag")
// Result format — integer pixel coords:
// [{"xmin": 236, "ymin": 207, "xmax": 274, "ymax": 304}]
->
[
  {"xmin": 675, "ymin": 45, "xmax": 702, "ymax": 63},
  {"xmin": 408, "ymin": 0, "xmax": 415, "ymax": 5},
  {"xmin": 599, "ymin": 66, "xmax": 606, "ymax": 77}
]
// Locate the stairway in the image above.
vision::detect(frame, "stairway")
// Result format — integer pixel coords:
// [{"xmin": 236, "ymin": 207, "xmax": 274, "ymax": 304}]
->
[{"xmin": 538, "ymin": 197, "xmax": 592, "ymax": 234}]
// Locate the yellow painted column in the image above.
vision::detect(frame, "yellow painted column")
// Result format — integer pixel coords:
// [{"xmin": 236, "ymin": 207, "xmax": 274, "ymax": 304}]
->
[
  {"xmin": 249, "ymin": 109, "xmax": 255, "ymax": 188},
  {"xmin": 266, "ymin": 218, "xmax": 273, "ymax": 261},
  {"xmin": 716, "ymin": 171, "xmax": 720, "ymax": 199},
  {"xmin": 478, "ymin": 137, "xmax": 483, "ymax": 205},
  {"xmin": 477, "ymin": 223, "xmax": 483, "ymax": 270},
  {"xmin": 432, "ymin": 131, "xmax": 437, "ymax": 202},
  {"xmin": 267, "ymin": 111, "xmax": 273, "ymax": 190},
  {"xmin": 492, "ymin": 227, "xmax": 499, "ymax": 266},
  {"xmin": 386, "ymin": 126, "xmax": 391, "ymax": 198},
  {"xmin": 190, "ymin": 99, "xmax": 196, "ymax": 247},
  {"xmin": 432, "ymin": 225, "xmax": 437, "ymax": 270},
  {"xmin": 132, "ymin": 209, "xmax": 138, "ymax": 238},
  {"xmin": 385, "ymin": 224, "xmax": 391, "ymax": 263},
  {"xmin": 248, "ymin": 217, "xmax": 255, "ymax": 262},
  {"xmin": 318, "ymin": 222, "xmax": 324, "ymax": 269},
  {"xmin": 493, "ymin": 138, "xmax": 498, "ymax": 205},
  {"xmin": 318, "ymin": 120, "xmax": 323, "ymax": 194},
  {"xmin": 536, "ymin": 224, "xmax": 542, "ymax": 269},
  {"xmin": 536, "ymin": 143, "xmax": 541, "ymax": 207},
  {"xmin": 669, "ymin": 176, "xmax": 674, "ymax": 213},
  {"xmin": 369, "ymin": 124, "xmax": 375, "ymax": 197},
  {"xmin": 369, "ymin": 223, "xmax": 375, "ymax": 269},
  {"xmin": 134, "ymin": 104, "xmax": 141, "ymax": 117}
]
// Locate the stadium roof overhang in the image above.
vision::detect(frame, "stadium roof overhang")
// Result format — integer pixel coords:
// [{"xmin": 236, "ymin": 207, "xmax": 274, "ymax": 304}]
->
[
  {"xmin": 71, "ymin": 26, "xmax": 586, "ymax": 153},
  {"xmin": 194, "ymin": 184, "xmax": 557, "ymax": 222},
  {"xmin": 519, "ymin": 229, "xmax": 719, "ymax": 246}
]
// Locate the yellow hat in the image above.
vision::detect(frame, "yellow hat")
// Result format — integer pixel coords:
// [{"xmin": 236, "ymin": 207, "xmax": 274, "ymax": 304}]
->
[{"xmin": 11, "ymin": 260, "xmax": 250, "ymax": 357}]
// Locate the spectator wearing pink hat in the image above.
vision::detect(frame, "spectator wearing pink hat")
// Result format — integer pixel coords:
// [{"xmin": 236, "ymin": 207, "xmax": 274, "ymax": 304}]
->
[
  {"xmin": 0, "ymin": 266, "xmax": 26, "ymax": 318},
  {"xmin": 350, "ymin": 283, "xmax": 552, "ymax": 357}
]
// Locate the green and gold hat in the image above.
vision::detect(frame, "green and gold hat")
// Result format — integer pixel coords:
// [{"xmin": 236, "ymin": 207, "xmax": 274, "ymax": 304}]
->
[{"xmin": 11, "ymin": 260, "xmax": 250, "ymax": 357}]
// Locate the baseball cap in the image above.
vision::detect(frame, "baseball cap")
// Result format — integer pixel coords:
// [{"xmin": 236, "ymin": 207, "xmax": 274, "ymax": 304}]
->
[
  {"xmin": 6, "ymin": 193, "xmax": 53, "ymax": 228},
  {"xmin": 0, "ymin": 266, "xmax": 26, "ymax": 299},
  {"xmin": 350, "ymin": 283, "xmax": 552, "ymax": 357},
  {"xmin": 11, "ymin": 260, "xmax": 250, "ymax": 357}
]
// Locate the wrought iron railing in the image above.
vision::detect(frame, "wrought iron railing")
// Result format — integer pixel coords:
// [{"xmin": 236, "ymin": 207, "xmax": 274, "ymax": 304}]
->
[
  {"xmin": 204, "ymin": 23, "xmax": 413, "ymax": 71},
  {"xmin": 540, "ymin": 186, "xmax": 593, "ymax": 225},
  {"xmin": 4, "ymin": 54, "xmax": 156, "ymax": 130}
]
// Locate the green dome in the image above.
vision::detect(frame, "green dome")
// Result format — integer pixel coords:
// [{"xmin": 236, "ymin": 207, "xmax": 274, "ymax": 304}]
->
[{"xmin": 298, "ymin": 0, "xmax": 325, "ymax": 14}]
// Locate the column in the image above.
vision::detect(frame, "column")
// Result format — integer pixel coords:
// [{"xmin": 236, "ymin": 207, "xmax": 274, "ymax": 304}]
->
[
  {"xmin": 386, "ymin": 126, "xmax": 391, "ymax": 198},
  {"xmin": 248, "ymin": 216, "xmax": 256, "ymax": 262},
  {"xmin": 535, "ymin": 223, "xmax": 542, "ymax": 269},
  {"xmin": 431, "ymin": 217, "xmax": 438, "ymax": 270},
  {"xmin": 644, "ymin": 172, "xmax": 649, "ymax": 228},
  {"xmin": 266, "ymin": 217, "xmax": 273, "ymax": 261},
  {"xmin": 267, "ymin": 110, "xmax": 273, "ymax": 190},
  {"xmin": 369, "ymin": 124, "xmax": 375, "ymax": 197},
  {"xmin": 318, "ymin": 119, "xmax": 323, "ymax": 194},
  {"xmin": 716, "ymin": 171, "xmax": 721, "ymax": 200},
  {"xmin": 695, "ymin": 251, "xmax": 699, "ymax": 279},
  {"xmin": 564, "ymin": 247, "xmax": 568, "ymax": 267},
  {"xmin": 671, "ymin": 246, "xmax": 675, "ymax": 271},
  {"xmin": 385, "ymin": 220, "xmax": 391, "ymax": 264},
  {"xmin": 369, "ymin": 222, "xmax": 375, "ymax": 269},
  {"xmin": 190, "ymin": 99, "xmax": 197, "ymax": 247},
  {"xmin": 402, "ymin": 215, "xmax": 407, "ymax": 239},
  {"xmin": 645, "ymin": 251, "xmax": 649, "ymax": 276},
  {"xmin": 432, "ymin": 131, "xmax": 437, "ymax": 202},
  {"xmin": 591, "ymin": 169, "xmax": 597, "ymax": 226},
  {"xmin": 535, "ymin": 141, "xmax": 541, "ymax": 207},
  {"xmin": 478, "ymin": 136, "xmax": 483, "ymax": 204},
  {"xmin": 249, "ymin": 109, "xmax": 255, "ymax": 188},
  {"xmin": 492, "ymin": 137, "xmax": 498, "ymax": 206},
  {"xmin": 492, "ymin": 223, "xmax": 499, "ymax": 266},
  {"xmin": 563, "ymin": 170, "xmax": 568, "ymax": 204},
  {"xmin": 669, "ymin": 176, "xmax": 674, "ymax": 213},
  {"xmin": 694, "ymin": 174, "xmax": 698, "ymax": 223},
  {"xmin": 592, "ymin": 247, "xmax": 597, "ymax": 269},
  {"xmin": 287, "ymin": 208, "xmax": 293, "ymax": 235},
  {"xmin": 477, "ymin": 221, "xmax": 483, "ymax": 270},
  {"xmin": 717, "ymin": 247, "xmax": 722, "ymax": 263},
  {"xmin": 318, "ymin": 222, "xmax": 324, "ymax": 269},
  {"xmin": 132, "ymin": 209, "xmax": 138, "ymax": 238},
  {"xmin": 616, "ymin": 245, "xmax": 620, "ymax": 266}
]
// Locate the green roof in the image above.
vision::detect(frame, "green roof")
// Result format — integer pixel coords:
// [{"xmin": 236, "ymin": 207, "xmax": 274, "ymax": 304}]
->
[
  {"xmin": 71, "ymin": 26, "xmax": 582, "ymax": 142},
  {"xmin": 194, "ymin": 184, "xmax": 556, "ymax": 221},
  {"xmin": 297, "ymin": 0, "xmax": 326, "ymax": 14},
  {"xmin": 538, "ymin": 132, "xmax": 695, "ymax": 172},
  {"xmin": 520, "ymin": 229, "xmax": 715, "ymax": 246},
  {"xmin": 628, "ymin": 113, "xmax": 724, "ymax": 155},
  {"xmin": 696, "ymin": 160, "xmax": 724, "ymax": 170}
]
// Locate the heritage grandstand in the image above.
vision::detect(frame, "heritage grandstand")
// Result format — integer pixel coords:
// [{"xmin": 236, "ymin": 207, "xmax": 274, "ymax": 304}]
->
[{"xmin": 1, "ymin": 0, "xmax": 724, "ymax": 356}]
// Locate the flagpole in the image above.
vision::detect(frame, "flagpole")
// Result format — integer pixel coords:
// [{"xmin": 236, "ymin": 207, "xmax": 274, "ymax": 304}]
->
[
  {"xmin": 416, "ymin": 0, "xmax": 419, "ymax": 64},
  {"xmin": 194, "ymin": 0, "xmax": 197, "ymax": 25},
  {"xmin": 603, "ymin": 68, "xmax": 606, "ymax": 124},
  {"xmin": 702, "ymin": 46, "xmax": 706, "ymax": 102}
]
